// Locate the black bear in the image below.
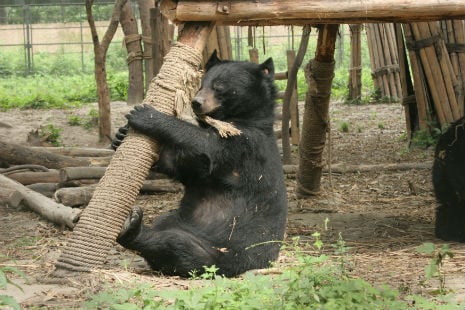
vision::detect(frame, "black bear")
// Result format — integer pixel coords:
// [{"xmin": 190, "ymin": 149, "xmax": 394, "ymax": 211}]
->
[
  {"xmin": 432, "ymin": 116, "xmax": 465, "ymax": 242},
  {"xmin": 114, "ymin": 52, "xmax": 287, "ymax": 277}
]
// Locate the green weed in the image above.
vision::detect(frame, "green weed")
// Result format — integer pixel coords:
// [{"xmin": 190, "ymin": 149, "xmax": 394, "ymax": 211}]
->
[
  {"xmin": 338, "ymin": 121, "xmax": 350, "ymax": 133},
  {"xmin": 83, "ymin": 108, "xmax": 99, "ymax": 129},
  {"xmin": 416, "ymin": 243, "xmax": 454, "ymax": 295},
  {"xmin": 39, "ymin": 124, "xmax": 63, "ymax": 146},
  {"xmin": 68, "ymin": 115, "xmax": 83, "ymax": 126},
  {"xmin": 0, "ymin": 266, "xmax": 28, "ymax": 310},
  {"xmin": 84, "ymin": 235, "xmax": 463, "ymax": 309}
]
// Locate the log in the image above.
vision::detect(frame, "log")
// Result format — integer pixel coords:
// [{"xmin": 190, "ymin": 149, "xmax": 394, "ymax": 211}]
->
[
  {"xmin": 0, "ymin": 187, "xmax": 23, "ymax": 208},
  {"xmin": 26, "ymin": 183, "xmax": 58, "ymax": 198},
  {"xmin": 0, "ymin": 141, "xmax": 109, "ymax": 169},
  {"xmin": 283, "ymin": 161, "xmax": 433, "ymax": 175},
  {"xmin": 0, "ymin": 174, "xmax": 80, "ymax": 229},
  {"xmin": 30, "ymin": 146, "xmax": 114, "ymax": 157},
  {"xmin": 59, "ymin": 167, "xmax": 163, "ymax": 182},
  {"xmin": 161, "ymin": 0, "xmax": 465, "ymax": 25},
  {"xmin": 6, "ymin": 170, "xmax": 61, "ymax": 185},
  {"xmin": 55, "ymin": 179, "xmax": 183, "ymax": 207}
]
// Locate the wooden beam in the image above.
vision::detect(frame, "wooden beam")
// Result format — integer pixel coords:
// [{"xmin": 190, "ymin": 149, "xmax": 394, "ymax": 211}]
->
[{"xmin": 161, "ymin": 0, "xmax": 465, "ymax": 25}]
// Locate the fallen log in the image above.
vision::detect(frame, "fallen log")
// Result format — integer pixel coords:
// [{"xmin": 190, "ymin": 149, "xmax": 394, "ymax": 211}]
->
[
  {"xmin": 283, "ymin": 161, "xmax": 433, "ymax": 175},
  {"xmin": 6, "ymin": 170, "xmax": 61, "ymax": 185},
  {"xmin": 26, "ymin": 183, "xmax": 58, "ymax": 198},
  {"xmin": 0, "ymin": 141, "xmax": 110, "ymax": 169},
  {"xmin": 161, "ymin": 0, "xmax": 465, "ymax": 25},
  {"xmin": 30, "ymin": 146, "xmax": 114, "ymax": 157},
  {"xmin": 60, "ymin": 166, "xmax": 166, "ymax": 182},
  {"xmin": 0, "ymin": 174, "xmax": 80, "ymax": 229},
  {"xmin": 55, "ymin": 179, "xmax": 183, "ymax": 207},
  {"xmin": 0, "ymin": 187, "xmax": 23, "ymax": 208}
]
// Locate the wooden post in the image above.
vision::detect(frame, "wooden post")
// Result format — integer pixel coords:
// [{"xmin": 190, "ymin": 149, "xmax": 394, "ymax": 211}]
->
[
  {"xmin": 297, "ymin": 24, "xmax": 339, "ymax": 197},
  {"xmin": 404, "ymin": 24, "xmax": 432, "ymax": 131},
  {"xmin": 348, "ymin": 24, "xmax": 362, "ymax": 100},
  {"xmin": 366, "ymin": 24, "xmax": 401, "ymax": 100},
  {"xmin": 151, "ymin": 6, "xmax": 173, "ymax": 78},
  {"xmin": 395, "ymin": 23, "xmax": 417, "ymax": 140},
  {"xmin": 441, "ymin": 20, "xmax": 465, "ymax": 117},
  {"xmin": 216, "ymin": 26, "xmax": 233, "ymax": 59},
  {"xmin": 281, "ymin": 26, "xmax": 310, "ymax": 164},
  {"xmin": 54, "ymin": 22, "xmax": 213, "ymax": 274},
  {"xmin": 249, "ymin": 48, "xmax": 259, "ymax": 63},
  {"xmin": 287, "ymin": 49, "xmax": 300, "ymax": 145},
  {"xmin": 120, "ymin": 1, "xmax": 144, "ymax": 105}
]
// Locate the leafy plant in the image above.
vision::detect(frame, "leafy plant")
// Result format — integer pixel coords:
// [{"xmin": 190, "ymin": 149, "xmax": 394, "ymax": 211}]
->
[
  {"xmin": 411, "ymin": 128, "xmax": 441, "ymax": 149},
  {"xmin": 68, "ymin": 115, "xmax": 83, "ymax": 126},
  {"xmin": 83, "ymin": 108, "xmax": 99, "ymax": 129},
  {"xmin": 0, "ymin": 266, "xmax": 28, "ymax": 310},
  {"xmin": 338, "ymin": 121, "xmax": 350, "ymax": 133},
  {"xmin": 416, "ymin": 243, "xmax": 454, "ymax": 294},
  {"xmin": 40, "ymin": 124, "xmax": 63, "ymax": 146}
]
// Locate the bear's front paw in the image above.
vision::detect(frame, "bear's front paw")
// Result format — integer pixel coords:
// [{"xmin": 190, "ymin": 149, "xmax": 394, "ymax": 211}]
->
[
  {"xmin": 117, "ymin": 206, "xmax": 143, "ymax": 245},
  {"xmin": 125, "ymin": 104, "xmax": 160, "ymax": 133}
]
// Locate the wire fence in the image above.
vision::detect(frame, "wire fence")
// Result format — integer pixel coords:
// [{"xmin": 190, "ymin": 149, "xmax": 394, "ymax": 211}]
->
[{"xmin": 0, "ymin": 2, "xmax": 351, "ymax": 76}]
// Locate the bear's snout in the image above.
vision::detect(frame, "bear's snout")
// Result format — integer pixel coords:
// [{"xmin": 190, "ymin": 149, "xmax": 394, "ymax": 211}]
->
[{"xmin": 192, "ymin": 89, "xmax": 220, "ymax": 116}]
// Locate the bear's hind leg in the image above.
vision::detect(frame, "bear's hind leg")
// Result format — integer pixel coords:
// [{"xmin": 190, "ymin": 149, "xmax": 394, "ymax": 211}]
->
[{"xmin": 126, "ymin": 228, "xmax": 219, "ymax": 277}]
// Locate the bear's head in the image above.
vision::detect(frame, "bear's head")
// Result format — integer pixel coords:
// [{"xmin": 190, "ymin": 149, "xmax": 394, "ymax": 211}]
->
[{"xmin": 191, "ymin": 51, "xmax": 276, "ymax": 124}]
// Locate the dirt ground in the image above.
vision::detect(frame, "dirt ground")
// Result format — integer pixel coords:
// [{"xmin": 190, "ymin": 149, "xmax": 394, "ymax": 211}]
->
[{"xmin": 0, "ymin": 101, "xmax": 464, "ymax": 308}]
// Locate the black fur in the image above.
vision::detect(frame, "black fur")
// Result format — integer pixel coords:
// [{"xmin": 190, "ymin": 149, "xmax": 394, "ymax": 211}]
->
[
  {"xmin": 116, "ymin": 53, "xmax": 287, "ymax": 277},
  {"xmin": 432, "ymin": 116, "xmax": 465, "ymax": 242}
]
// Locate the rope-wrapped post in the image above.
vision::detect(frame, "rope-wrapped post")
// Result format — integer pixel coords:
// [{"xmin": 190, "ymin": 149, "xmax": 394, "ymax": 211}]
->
[{"xmin": 54, "ymin": 22, "xmax": 213, "ymax": 273}]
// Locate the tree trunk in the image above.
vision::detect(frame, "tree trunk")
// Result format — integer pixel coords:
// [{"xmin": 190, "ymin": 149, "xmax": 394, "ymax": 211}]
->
[
  {"xmin": 137, "ymin": 0, "xmax": 155, "ymax": 90},
  {"xmin": 348, "ymin": 24, "xmax": 362, "ymax": 100},
  {"xmin": 85, "ymin": 0, "xmax": 127, "ymax": 143},
  {"xmin": 297, "ymin": 24, "xmax": 339, "ymax": 197},
  {"xmin": 120, "ymin": 0, "xmax": 144, "ymax": 105}
]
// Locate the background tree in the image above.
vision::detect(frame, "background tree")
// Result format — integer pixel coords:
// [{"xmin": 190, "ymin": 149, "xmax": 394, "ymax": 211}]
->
[{"xmin": 85, "ymin": 0, "xmax": 127, "ymax": 142}]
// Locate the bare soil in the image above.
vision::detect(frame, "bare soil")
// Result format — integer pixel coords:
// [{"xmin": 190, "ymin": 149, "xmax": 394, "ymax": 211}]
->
[{"xmin": 0, "ymin": 101, "xmax": 464, "ymax": 308}]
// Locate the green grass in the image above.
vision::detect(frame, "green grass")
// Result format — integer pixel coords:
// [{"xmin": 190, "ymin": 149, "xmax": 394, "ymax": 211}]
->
[
  {"xmin": 0, "ymin": 27, "xmax": 377, "ymax": 111},
  {"xmin": 0, "ymin": 72, "xmax": 127, "ymax": 111},
  {"xmin": 84, "ymin": 241, "xmax": 464, "ymax": 310}
]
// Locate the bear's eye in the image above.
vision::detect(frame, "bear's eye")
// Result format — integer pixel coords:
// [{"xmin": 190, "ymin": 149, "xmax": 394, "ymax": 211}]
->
[{"xmin": 212, "ymin": 81, "xmax": 225, "ymax": 91}]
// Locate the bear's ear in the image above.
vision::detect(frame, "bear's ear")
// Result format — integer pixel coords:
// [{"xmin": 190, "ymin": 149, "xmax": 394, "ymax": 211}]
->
[
  {"xmin": 205, "ymin": 50, "xmax": 221, "ymax": 71},
  {"xmin": 259, "ymin": 57, "xmax": 274, "ymax": 78}
]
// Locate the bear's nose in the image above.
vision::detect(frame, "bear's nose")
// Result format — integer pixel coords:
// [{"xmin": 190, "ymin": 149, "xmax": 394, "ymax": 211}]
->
[{"xmin": 192, "ymin": 96, "xmax": 205, "ymax": 111}]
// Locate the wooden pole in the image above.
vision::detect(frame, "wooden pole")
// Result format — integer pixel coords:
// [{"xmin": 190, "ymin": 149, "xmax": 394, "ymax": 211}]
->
[
  {"xmin": 151, "ymin": 6, "xmax": 172, "ymax": 78},
  {"xmin": 348, "ymin": 24, "xmax": 362, "ymax": 100},
  {"xmin": 281, "ymin": 26, "xmax": 310, "ymax": 164},
  {"xmin": 161, "ymin": 0, "xmax": 465, "ymax": 25},
  {"xmin": 395, "ymin": 23, "xmax": 417, "ymax": 140},
  {"xmin": 287, "ymin": 49, "xmax": 300, "ymax": 146},
  {"xmin": 403, "ymin": 24, "xmax": 431, "ymax": 131},
  {"xmin": 54, "ymin": 22, "xmax": 213, "ymax": 274}
]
